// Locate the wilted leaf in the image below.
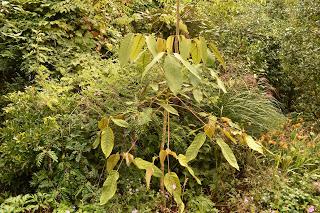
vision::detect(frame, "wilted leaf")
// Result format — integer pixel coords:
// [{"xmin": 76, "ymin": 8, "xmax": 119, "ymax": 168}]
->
[
  {"xmin": 223, "ymin": 129, "xmax": 237, "ymax": 144},
  {"xmin": 216, "ymin": 137, "xmax": 239, "ymax": 170},
  {"xmin": 100, "ymin": 127, "xmax": 114, "ymax": 159},
  {"xmin": 98, "ymin": 117, "xmax": 109, "ymax": 130},
  {"xmin": 164, "ymin": 54, "xmax": 183, "ymax": 95},
  {"xmin": 100, "ymin": 170, "xmax": 119, "ymax": 205},
  {"xmin": 122, "ymin": 152, "xmax": 134, "ymax": 166},
  {"xmin": 145, "ymin": 167, "xmax": 154, "ymax": 190},
  {"xmin": 166, "ymin": 36, "xmax": 174, "ymax": 53}
]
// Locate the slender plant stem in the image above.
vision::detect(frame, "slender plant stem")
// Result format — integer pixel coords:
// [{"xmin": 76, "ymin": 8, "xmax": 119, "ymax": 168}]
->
[
  {"xmin": 174, "ymin": 0, "xmax": 180, "ymax": 53},
  {"xmin": 160, "ymin": 110, "xmax": 168, "ymax": 193}
]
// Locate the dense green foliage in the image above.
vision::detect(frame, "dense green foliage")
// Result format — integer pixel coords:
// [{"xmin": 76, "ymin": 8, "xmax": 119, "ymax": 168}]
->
[{"xmin": 0, "ymin": 0, "xmax": 319, "ymax": 212}]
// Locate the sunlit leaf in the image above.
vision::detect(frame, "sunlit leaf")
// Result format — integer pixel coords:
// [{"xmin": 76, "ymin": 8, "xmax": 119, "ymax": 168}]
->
[
  {"xmin": 145, "ymin": 167, "xmax": 154, "ymax": 190},
  {"xmin": 164, "ymin": 54, "xmax": 183, "ymax": 95},
  {"xmin": 223, "ymin": 129, "xmax": 237, "ymax": 144},
  {"xmin": 179, "ymin": 35, "xmax": 191, "ymax": 60},
  {"xmin": 146, "ymin": 35, "xmax": 157, "ymax": 57},
  {"xmin": 159, "ymin": 103, "xmax": 179, "ymax": 116},
  {"xmin": 92, "ymin": 132, "xmax": 100, "ymax": 149},
  {"xmin": 134, "ymin": 158, "xmax": 162, "ymax": 177},
  {"xmin": 177, "ymin": 154, "xmax": 201, "ymax": 184},
  {"xmin": 100, "ymin": 170, "xmax": 119, "ymax": 205},
  {"xmin": 142, "ymin": 52, "xmax": 165, "ymax": 79},
  {"xmin": 174, "ymin": 53, "xmax": 201, "ymax": 80},
  {"xmin": 193, "ymin": 88, "xmax": 203, "ymax": 103},
  {"xmin": 191, "ymin": 39, "xmax": 201, "ymax": 64},
  {"xmin": 156, "ymin": 38, "xmax": 166, "ymax": 52},
  {"xmin": 245, "ymin": 135, "xmax": 264, "ymax": 154},
  {"xmin": 122, "ymin": 152, "xmax": 134, "ymax": 166},
  {"xmin": 164, "ymin": 172, "xmax": 185, "ymax": 213},
  {"xmin": 98, "ymin": 117, "xmax": 109, "ymax": 130},
  {"xmin": 107, "ymin": 153, "xmax": 120, "ymax": 173},
  {"xmin": 130, "ymin": 34, "xmax": 145, "ymax": 61},
  {"xmin": 119, "ymin": 33, "xmax": 134, "ymax": 66},
  {"xmin": 199, "ymin": 36, "xmax": 208, "ymax": 63},
  {"xmin": 179, "ymin": 20, "xmax": 189, "ymax": 34},
  {"xmin": 166, "ymin": 35, "xmax": 174, "ymax": 53},
  {"xmin": 216, "ymin": 137, "xmax": 239, "ymax": 170},
  {"xmin": 100, "ymin": 127, "xmax": 114, "ymax": 159},
  {"xmin": 185, "ymin": 133, "xmax": 206, "ymax": 162},
  {"xmin": 111, "ymin": 118, "xmax": 129, "ymax": 128},
  {"xmin": 209, "ymin": 42, "xmax": 226, "ymax": 70}
]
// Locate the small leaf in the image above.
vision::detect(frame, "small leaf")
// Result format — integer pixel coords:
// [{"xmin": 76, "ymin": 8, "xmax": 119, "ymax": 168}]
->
[
  {"xmin": 159, "ymin": 103, "xmax": 179, "ymax": 116},
  {"xmin": 134, "ymin": 158, "xmax": 162, "ymax": 177},
  {"xmin": 100, "ymin": 127, "xmax": 114, "ymax": 159},
  {"xmin": 177, "ymin": 154, "xmax": 201, "ymax": 184},
  {"xmin": 146, "ymin": 35, "xmax": 157, "ymax": 57},
  {"xmin": 98, "ymin": 117, "xmax": 109, "ymax": 130},
  {"xmin": 199, "ymin": 36, "xmax": 208, "ymax": 63},
  {"xmin": 164, "ymin": 54, "xmax": 183, "ymax": 95},
  {"xmin": 159, "ymin": 150, "xmax": 167, "ymax": 166},
  {"xmin": 92, "ymin": 132, "xmax": 100, "ymax": 149},
  {"xmin": 119, "ymin": 33, "xmax": 134, "ymax": 66},
  {"xmin": 122, "ymin": 152, "xmax": 134, "ymax": 166},
  {"xmin": 107, "ymin": 153, "xmax": 120, "ymax": 173},
  {"xmin": 100, "ymin": 170, "xmax": 119, "ymax": 205},
  {"xmin": 178, "ymin": 20, "xmax": 189, "ymax": 34},
  {"xmin": 111, "ymin": 118, "xmax": 129, "ymax": 128},
  {"xmin": 179, "ymin": 35, "xmax": 191, "ymax": 60},
  {"xmin": 245, "ymin": 135, "xmax": 264, "ymax": 154},
  {"xmin": 166, "ymin": 148, "xmax": 177, "ymax": 159},
  {"xmin": 209, "ymin": 42, "xmax": 226, "ymax": 70},
  {"xmin": 193, "ymin": 89, "xmax": 203, "ymax": 103},
  {"xmin": 166, "ymin": 35, "xmax": 174, "ymax": 53},
  {"xmin": 130, "ymin": 34, "xmax": 146, "ymax": 61},
  {"xmin": 149, "ymin": 83, "xmax": 159, "ymax": 91},
  {"xmin": 156, "ymin": 38, "xmax": 166, "ymax": 52},
  {"xmin": 223, "ymin": 129, "xmax": 237, "ymax": 144},
  {"xmin": 145, "ymin": 167, "xmax": 154, "ymax": 190},
  {"xmin": 174, "ymin": 53, "xmax": 201, "ymax": 80},
  {"xmin": 210, "ymin": 70, "xmax": 227, "ymax": 93},
  {"xmin": 142, "ymin": 52, "xmax": 165, "ymax": 79},
  {"xmin": 185, "ymin": 133, "xmax": 206, "ymax": 162},
  {"xmin": 164, "ymin": 172, "xmax": 185, "ymax": 213},
  {"xmin": 216, "ymin": 137, "xmax": 239, "ymax": 170},
  {"xmin": 191, "ymin": 39, "xmax": 201, "ymax": 64}
]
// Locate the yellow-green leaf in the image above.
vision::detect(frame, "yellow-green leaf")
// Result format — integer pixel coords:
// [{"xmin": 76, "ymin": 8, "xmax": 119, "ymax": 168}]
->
[
  {"xmin": 177, "ymin": 154, "xmax": 201, "ymax": 184},
  {"xmin": 164, "ymin": 172, "xmax": 185, "ymax": 213},
  {"xmin": 119, "ymin": 33, "xmax": 134, "ymax": 66},
  {"xmin": 185, "ymin": 133, "xmax": 206, "ymax": 162},
  {"xmin": 100, "ymin": 170, "xmax": 119, "ymax": 205},
  {"xmin": 193, "ymin": 88, "xmax": 203, "ymax": 103},
  {"xmin": 245, "ymin": 135, "xmax": 264, "ymax": 154},
  {"xmin": 111, "ymin": 118, "xmax": 129, "ymax": 128},
  {"xmin": 179, "ymin": 20, "xmax": 189, "ymax": 34},
  {"xmin": 145, "ymin": 35, "xmax": 157, "ymax": 57},
  {"xmin": 223, "ymin": 129, "xmax": 237, "ymax": 144},
  {"xmin": 134, "ymin": 158, "xmax": 162, "ymax": 177},
  {"xmin": 98, "ymin": 117, "xmax": 109, "ymax": 130},
  {"xmin": 159, "ymin": 150, "xmax": 167, "ymax": 165},
  {"xmin": 209, "ymin": 42, "xmax": 226, "ymax": 70},
  {"xmin": 216, "ymin": 137, "xmax": 239, "ymax": 170},
  {"xmin": 92, "ymin": 132, "xmax": 100, "ymax": 149},
  {"xmin": 156, "ymin": 38, "xmax": 166, "ymax": 52},
  {"xmin": 163, "ymin": 54, "xmax": 183, "ymax": 95},
  {"xmin": 159, "ymin": 103, "xmax": 179, "ymax": 116},
  {"xmin": 191, "ymin": 39, "xmax": 201, "ymax": 64},
  {"xmin": 174, "ymin": 53, "xmax": 201, "ymax": 80},
  {"xmin": 142, "ymin": 52, "xmax": 165, "ymax": 79},
  {"xmin": 166, "ymin": 35, "xmax": 175, "ymax": 53},
  {"xmin": 199, "ymin": 36, "xmax": 208, "ymax": 63},
  {"xmin": 179, "ymin": 35, "xmax": 191, "ymax": 60},
  {"xmin": 130, "ymin": 34, "xmax": 146, "ymax": 61},
  {"xmin": 100, "ymin": 127, "xmax": 114, "ymax": 159},
  {"xmin": 145, "ymin": 167, "xmax": 154, "ymax": 190},
  {"xmin": 210, "ymin": 70, "xmax": 227, "ymax": 93},
  {"xmin": 106, "ymin": 153, "xmax": 120, "ymax": 173}
]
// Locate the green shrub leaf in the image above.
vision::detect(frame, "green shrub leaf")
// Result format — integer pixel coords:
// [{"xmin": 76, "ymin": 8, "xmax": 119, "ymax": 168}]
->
[
  {"xmin": 119, "ymin": 33, "xmax": 134, "ymax": 66},
  {"xmin": 185, "ymin": 133, "xmax": 206, "ymax": 162},
  {"xmin": 164, "ymin": 54, "xmax": 183, "ymax": 95},
  {"xmin": 216, "ymin": 137, "xmax": 239, "ymax": 170},
  {"xmin": 100, "ymin": 170, "xmax": 119, "ymax": 205},
  {"xmin": 245, "ymin": 135, "xmax": 264, "ymax": 154},
  {"xmin": 101, "ymin": 127, "xmax": 114, "ymax": 159},
  {"xmin": 111, "ymin": 118, "xmax": 129, "ymax": 128}
]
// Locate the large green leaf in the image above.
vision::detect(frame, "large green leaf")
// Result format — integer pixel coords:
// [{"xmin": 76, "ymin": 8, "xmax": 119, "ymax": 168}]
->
[
  {"xmin": 185, "ymin": 133, "xmax": 206, "ymax": 162},
  {"xmin": 100, "ymin": 170, "xmax": 119, "ymax": 205},
  {"xmin": 174, "ymin": 53, "xmax": 201, "ymax": 80},
  {"xmin": 130, "ymin": 34, "xmax": 145, "ymax": 62},
  {"xmin": 164, "ymin": 172, "xmax": 185, "ymax": 213},
  {"xmin": 216, "ymin": 137, "xmax": 239, "ymax": 170},
  {"xmin": 145, "ymin": 35, "xmax": 157, "ymax": 57},
  {"xmin": 245, "ymin": 135, "xmax": 264, "ymax": 154},
  {"xmin": 134, "ymin": 158, "xmax": 162, "ymax": 177},
  {"xmin": 179, "ymin": 35, "xmax": 191, "ymax": 60},
  {"xmin": 100, "ymin": 127, "xmax": 114, "ymax": 159},
  {"xmin": 142, "ymin": 52, "xmax": 165, "ymax": 79},
  {"xmin": 164, "ymin": 54, "xmax": 183, "ymax": 95},
  {"xmin": 119, "ymin": 33, "xmax": 134, "ymax": 66}
]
